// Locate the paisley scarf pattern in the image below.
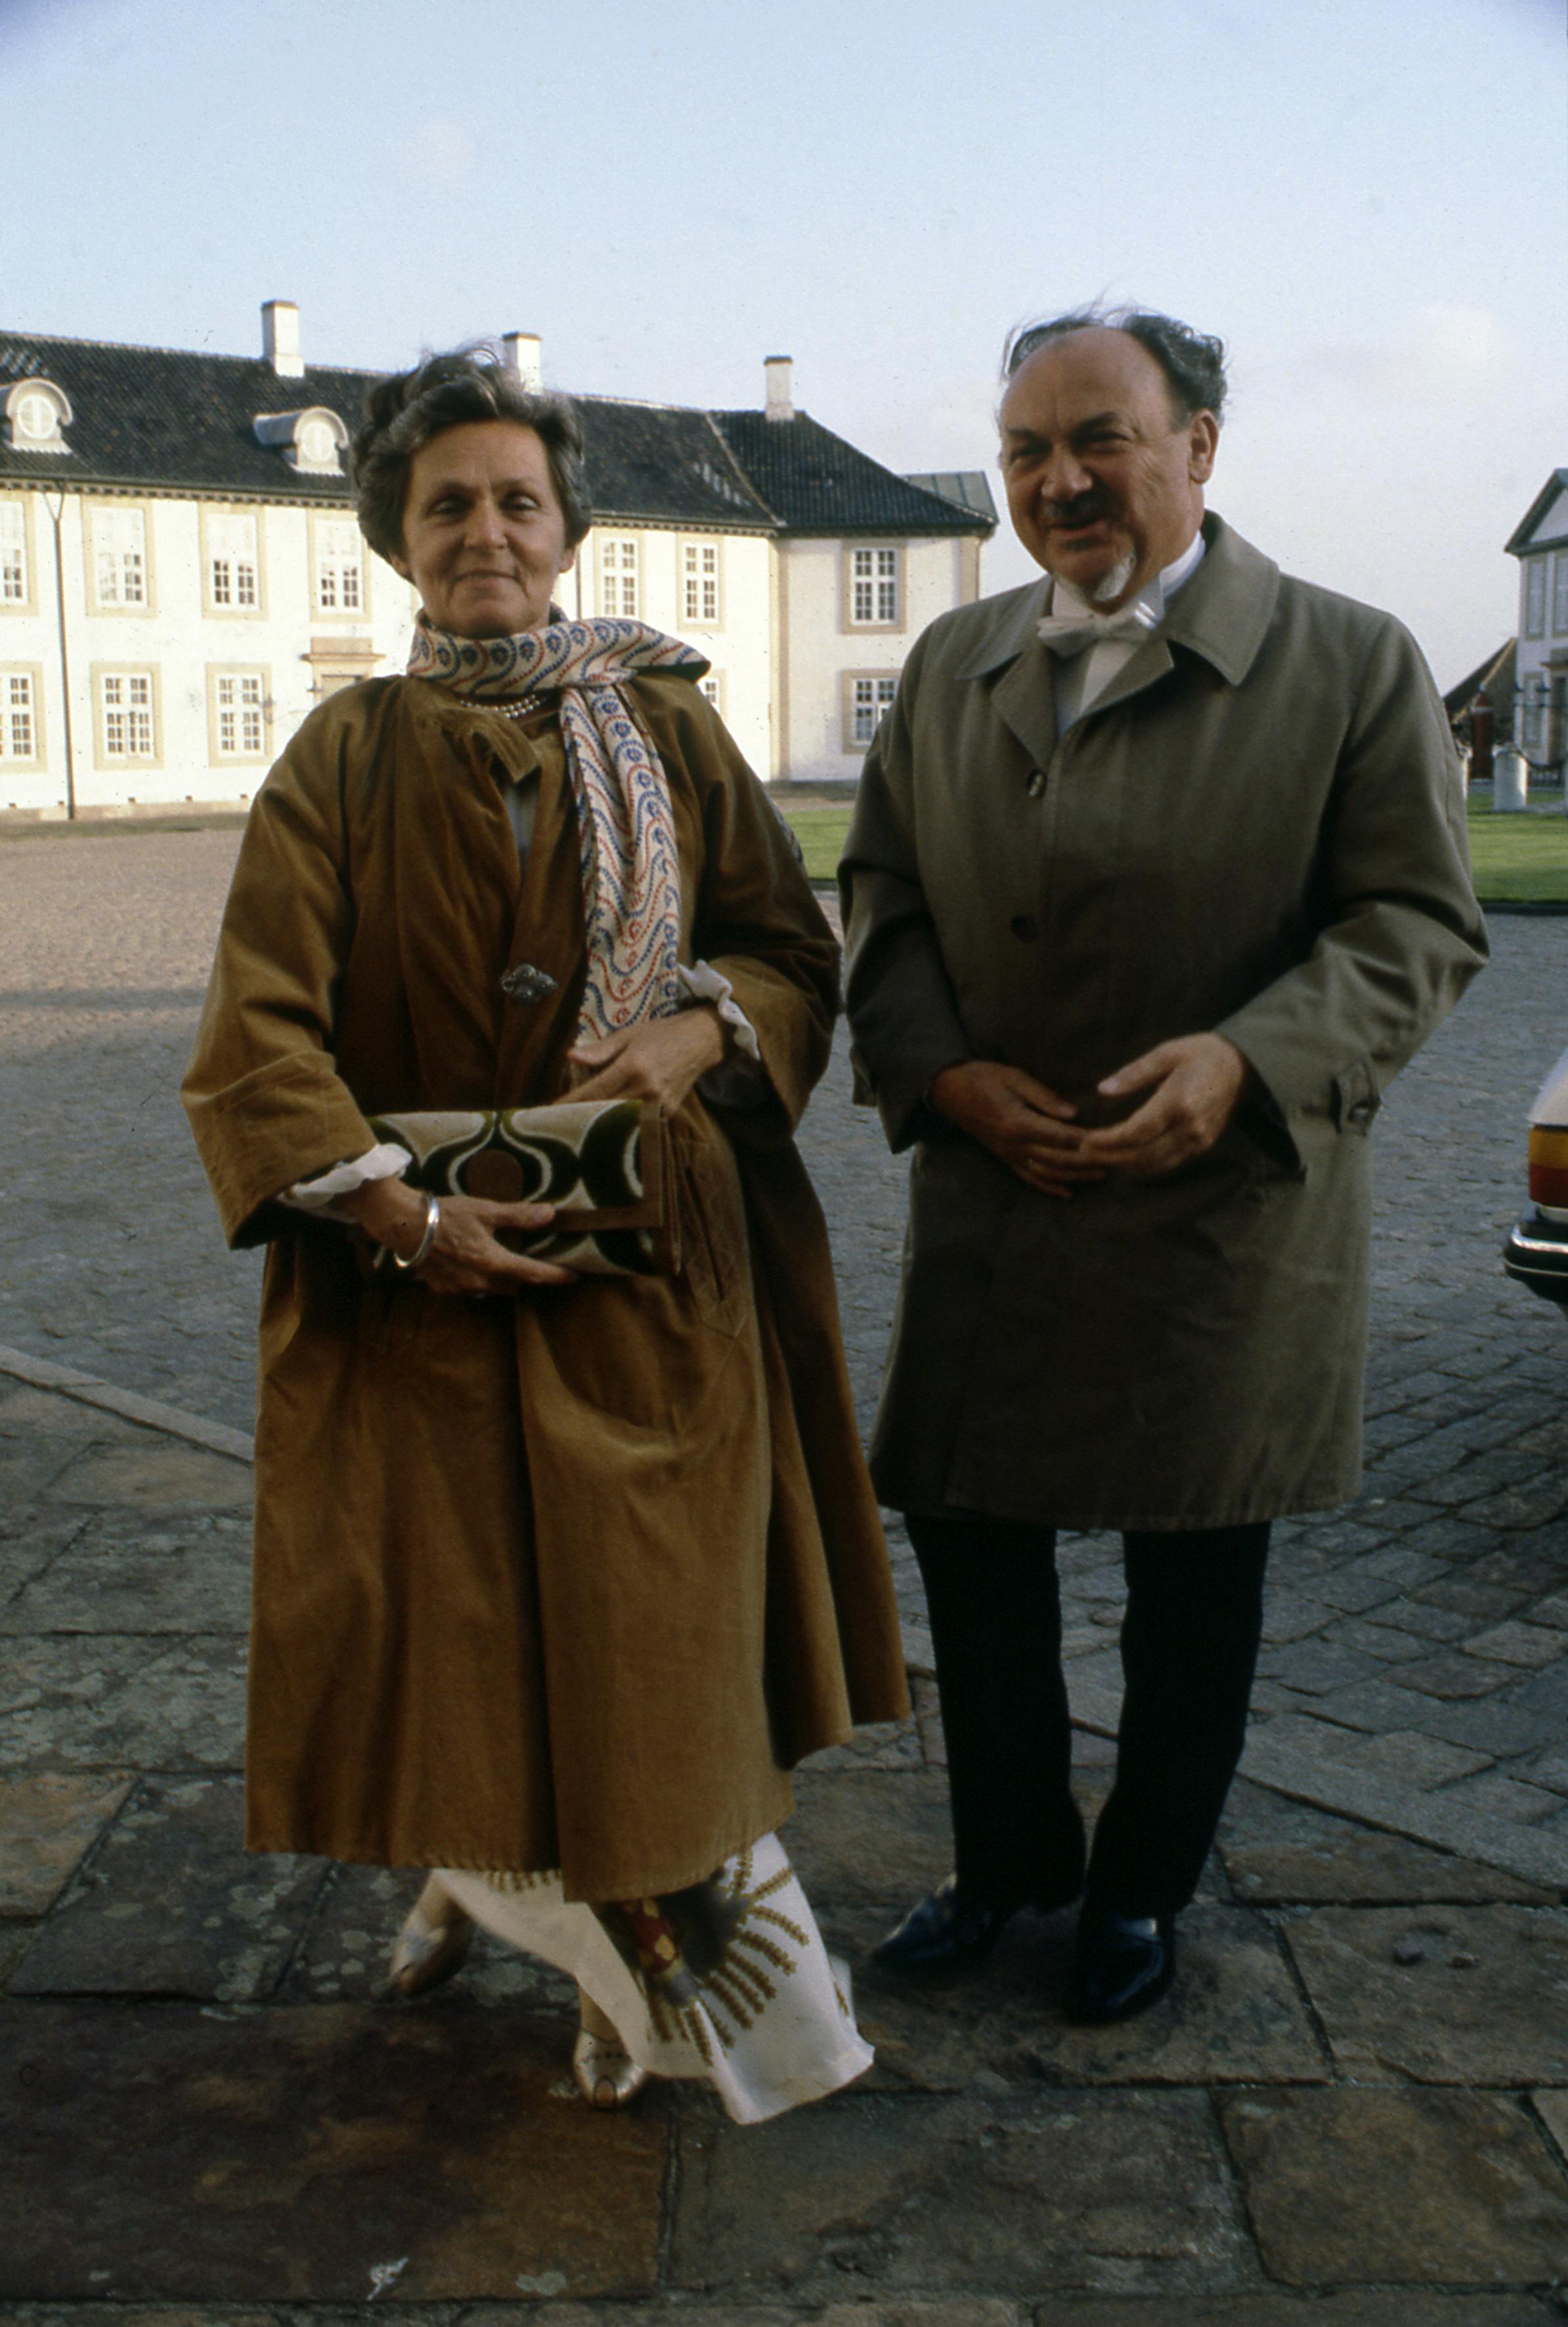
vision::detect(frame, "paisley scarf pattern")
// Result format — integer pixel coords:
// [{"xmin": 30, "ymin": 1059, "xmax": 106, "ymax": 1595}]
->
[{"xmin": 407, "ymin": 611, "xmax": 708, "ymax": 1040}]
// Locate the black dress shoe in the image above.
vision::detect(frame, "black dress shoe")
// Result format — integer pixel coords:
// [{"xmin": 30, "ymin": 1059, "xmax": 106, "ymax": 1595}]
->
[
  {"xmin": 871, "ymin": 1876, "xmax": 1018, "ymax": 1982},
  {"xmin": 1064, "ymin": 1907, "xmax": 1177, "ymax": 2024}
]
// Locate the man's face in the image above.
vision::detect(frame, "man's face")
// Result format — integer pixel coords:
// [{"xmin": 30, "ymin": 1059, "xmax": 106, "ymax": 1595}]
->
[{"xmin": 998, "ymin": 328, "xmax": 1217, "ymax": 606}]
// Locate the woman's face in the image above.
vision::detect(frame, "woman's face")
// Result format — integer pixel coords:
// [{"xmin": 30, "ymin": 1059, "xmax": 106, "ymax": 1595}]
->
[{"xmin": 390, "ymin": 420, "xmax": 575, "ymax": 638}]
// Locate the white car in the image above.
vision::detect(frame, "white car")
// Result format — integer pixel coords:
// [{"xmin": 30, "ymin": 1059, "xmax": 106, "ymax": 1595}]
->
[{"xmin": 1504, "ymin": 1043, "xmax": 1568, "ymax": 1306}]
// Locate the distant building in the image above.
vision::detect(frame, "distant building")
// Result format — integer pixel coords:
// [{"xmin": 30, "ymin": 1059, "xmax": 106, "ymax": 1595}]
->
[
  {"xmin": 1506, "ymin": 470, "xmax": 1568, "ymax": 782},
  {"xmin": 1443, "ymin": 640, "xmax": 1515, "ymax": 751},
  {"xmin": 0, "ymin": 305, "xmax": 992, "ymax": 819}
]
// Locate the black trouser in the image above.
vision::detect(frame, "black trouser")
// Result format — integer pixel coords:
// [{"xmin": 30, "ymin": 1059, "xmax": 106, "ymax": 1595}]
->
[{"xmin": 907, "ymin": 1512, "xmax": 1271, "ymax": 1920}]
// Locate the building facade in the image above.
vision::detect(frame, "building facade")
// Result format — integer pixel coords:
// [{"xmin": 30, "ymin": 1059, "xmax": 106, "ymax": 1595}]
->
[
  {"xmin": 0, "ymin": 306, "xmax": 992, "ymax": 818},
  {"xmin": 1506, "ymin": 470, "xmax": 1568, "ymax": 782}
]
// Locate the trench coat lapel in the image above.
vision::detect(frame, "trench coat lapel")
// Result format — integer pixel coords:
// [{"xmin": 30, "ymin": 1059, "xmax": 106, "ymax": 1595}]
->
[
  {"xmin": 1089, "ymin": 514, "xmax": 1281, "ymax": 720},
  {"xmin": 957, "ymin": 579, "xmax": 1058, "ymax": 770}
]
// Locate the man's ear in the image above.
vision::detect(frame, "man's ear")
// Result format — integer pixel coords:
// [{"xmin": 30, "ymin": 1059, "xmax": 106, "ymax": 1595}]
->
[{"xmin": 1187, "ymin": 412, "xmax": 1219, "ymax": 487}]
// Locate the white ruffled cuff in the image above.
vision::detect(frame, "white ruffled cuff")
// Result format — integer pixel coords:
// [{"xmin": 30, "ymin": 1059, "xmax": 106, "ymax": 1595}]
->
[
  {"xmin": 678, "ymin": 960, "xmax": 761, "ymax": 1062},
  {"xmin": 678, "ymin": 959, "xmax": 766, "ymax": 1108},
  {"xmin": 282, "ymin": 1141, "xmax": 412, "ymax": 1218}
]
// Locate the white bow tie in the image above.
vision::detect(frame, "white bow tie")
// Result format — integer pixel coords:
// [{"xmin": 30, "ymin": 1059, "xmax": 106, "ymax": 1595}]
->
[{"xmin": 1035, "ymin": 604, "xmax": 1158, "ymax": 658}]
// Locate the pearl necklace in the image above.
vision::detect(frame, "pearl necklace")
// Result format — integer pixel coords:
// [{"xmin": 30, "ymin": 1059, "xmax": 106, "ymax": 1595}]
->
[{"xmin": 496, "ymin": 691, "xmax": 552, "ymax": 720}]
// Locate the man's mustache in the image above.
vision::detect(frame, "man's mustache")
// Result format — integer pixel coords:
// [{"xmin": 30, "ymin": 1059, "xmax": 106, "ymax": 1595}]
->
[{"xmin": 1042, "ymin": 493, "xmax": 1114, "ymax": 528}]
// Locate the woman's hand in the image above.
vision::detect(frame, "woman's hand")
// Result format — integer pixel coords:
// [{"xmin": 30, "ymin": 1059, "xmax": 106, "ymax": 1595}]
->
[
  {"xmin": 566, "ymin": 1006, "xmax": 726, "ymax": 1115},
  {"xmin": 341, "ymin": 1176, "xmax": 577, "ymax": 1295}
]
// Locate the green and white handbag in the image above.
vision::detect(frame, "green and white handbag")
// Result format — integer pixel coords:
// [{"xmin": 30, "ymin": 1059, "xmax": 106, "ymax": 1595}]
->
[{"xmin": 367, "ymin": 1099, "xmax": 676, "ymax": 1276}]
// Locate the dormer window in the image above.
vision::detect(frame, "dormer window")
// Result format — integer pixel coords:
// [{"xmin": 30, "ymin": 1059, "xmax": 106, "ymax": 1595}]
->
[
  {"xmin": 5, "ymin": 379, "xmax": 72, "ymax": 455},
  {"xmin": 252, "ymin": 406, "xmax": 349, "ymax": 476}
]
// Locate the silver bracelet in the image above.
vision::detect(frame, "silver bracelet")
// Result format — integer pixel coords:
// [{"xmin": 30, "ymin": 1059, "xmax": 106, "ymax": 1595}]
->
[{"xmin": 393, "ymin": 1191, "xmax": 441, "ymax": 1272}]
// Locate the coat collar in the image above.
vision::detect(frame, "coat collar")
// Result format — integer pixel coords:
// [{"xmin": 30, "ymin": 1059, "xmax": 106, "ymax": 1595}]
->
[{"xmin": 955, "ymin": 513, "xmax": 1280, "ymax": 743}]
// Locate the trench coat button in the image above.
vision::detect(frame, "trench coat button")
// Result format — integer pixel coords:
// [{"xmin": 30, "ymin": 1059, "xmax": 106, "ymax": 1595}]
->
[
  {"xmin": 1026, "ymin": 770, "xmax": 1047, "ymax": 798},
  {"xmin": 1010, "ymin": 914, "xmax": 1039, "ymax": 942},
  {"xmin": 1347, "ymin": 1099, "xmax": 1374, "ymax": 1126}
]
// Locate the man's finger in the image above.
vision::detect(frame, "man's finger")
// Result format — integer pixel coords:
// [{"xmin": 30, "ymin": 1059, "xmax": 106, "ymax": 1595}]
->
[{"xmin": 1097, "ymin": 1045, "xmax": 1177, "ymax": 1099}]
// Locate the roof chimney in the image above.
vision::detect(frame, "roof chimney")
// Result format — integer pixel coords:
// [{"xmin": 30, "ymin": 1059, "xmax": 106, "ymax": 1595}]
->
[
  {"xmin": 764, "ymin": 354, "xmax": 795, "ymax": 423},
  {"xmin": 262, "ymin": 299, "xmax": 304, "ymax": 380},
  {"xmin": 503, "ymin": 332, "xmax": 543, "ymax": 392}
]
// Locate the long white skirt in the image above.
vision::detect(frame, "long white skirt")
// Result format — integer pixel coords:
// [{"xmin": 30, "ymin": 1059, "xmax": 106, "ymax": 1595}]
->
[{"xmin": 437, "ymin": 1832, "xmax": 871, "ymax": 2125}]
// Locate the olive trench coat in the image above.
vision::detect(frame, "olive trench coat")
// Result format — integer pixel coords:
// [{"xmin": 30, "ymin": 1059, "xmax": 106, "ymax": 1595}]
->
[
  {"xmin": 840, "ymin": 514, "xmax": 1487, "ymax": 1532},
  {"xmin": 184, "ymin": 673, "xmax": 907, "ymax": 1901}
]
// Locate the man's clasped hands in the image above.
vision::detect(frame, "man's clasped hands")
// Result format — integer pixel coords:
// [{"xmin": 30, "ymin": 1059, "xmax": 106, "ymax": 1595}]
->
[{"xmin": 930, "ymin": 1032, "xmax": 1250, "ymax": 1197}]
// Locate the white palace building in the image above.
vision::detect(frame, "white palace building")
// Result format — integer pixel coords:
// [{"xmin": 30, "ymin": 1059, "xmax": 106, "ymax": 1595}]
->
[{"xmin": 0, "ymin": 301, "xmax": 993, "ymax": 820}]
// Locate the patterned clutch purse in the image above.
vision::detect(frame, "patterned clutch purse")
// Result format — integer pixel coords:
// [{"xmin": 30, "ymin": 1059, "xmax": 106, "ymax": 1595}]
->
[{"xmin": 367, "ymin": 1099, "xmax": 675, "ymax": 1275}]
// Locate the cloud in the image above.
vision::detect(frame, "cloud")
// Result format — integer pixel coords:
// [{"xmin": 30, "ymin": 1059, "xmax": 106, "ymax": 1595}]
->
[
  {"xmin": 1291, "ymin": 305, "xmax": 1509, "ymax": 413},
  {"xmin": 407, "ymin": 118, "xmax": 475, "ymax": 190}
]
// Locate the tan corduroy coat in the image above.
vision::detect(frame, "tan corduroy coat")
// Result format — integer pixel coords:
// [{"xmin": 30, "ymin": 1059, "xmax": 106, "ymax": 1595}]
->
[
  {"xmin": 184, "ymin": 673, "xmax": 907, "ymax": 1901},
  {"xmin": 840, "ymin": 515, "xmax": 1489, "ymax": 1533}
]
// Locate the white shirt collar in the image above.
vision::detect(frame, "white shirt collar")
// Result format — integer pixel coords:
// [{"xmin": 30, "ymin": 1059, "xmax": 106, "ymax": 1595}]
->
[{"xmin": 1049, "ymin": 527, "xmax": 1206, "ymax": 627}]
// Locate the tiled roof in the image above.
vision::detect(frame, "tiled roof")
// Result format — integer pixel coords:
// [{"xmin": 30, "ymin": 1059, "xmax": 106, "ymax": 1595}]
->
[
  {"xmin": 0, "ymin": 332, "xmax": 366, "ymax": 500},
  {"xmin": 1506, "ymin": 470, "xmax": 1568, "ymax": 557},
  {"xmin": 710, "ymin": 410, "xmax": 992, "ymax": 537},
  {"xmin": 0, "ymin": 328, "xmax": 991, "ymax": 539},
  {"xmin": 904, "ymin": 470, "xmax": 999, "ymax": 523}
]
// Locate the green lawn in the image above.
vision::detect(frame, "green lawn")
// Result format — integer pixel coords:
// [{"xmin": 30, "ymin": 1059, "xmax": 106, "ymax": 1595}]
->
[
  {"xmin": 1467, "ymin": 805, "xmax": 1568, "ymax": 904},
  {"xmin": 779, "ymin": 798, "xmax": 1568, "ymax": 905},
  {"xmin": 777, "ymin": 803, "xmax": 853, "ymax": 883}
]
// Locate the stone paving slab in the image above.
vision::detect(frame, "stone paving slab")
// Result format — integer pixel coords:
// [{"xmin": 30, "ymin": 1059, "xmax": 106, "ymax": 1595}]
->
[
  {"xmin": 0, "ymin": 2000, "xmax": 668, "ymax": 2304},
  {"xmin": 1217, "ymin": 1780, "xmax": 1556, "ymax": 1905},
  {"xmin": 0, "ymin": 1507, "xmax": 251, "ymax": 1635},
  {"xmin": 669, "ymin": 2089, "xmax": 1259, "ymax": 2299},
  {"xmin": 1216, "ymin": 2086, "xmax": 1568, "ymax": 2284},
  {"xmin": 1280, "ymin": 1903, "xmax": 1568, "ymax": 2085},
  {"xmin": 845, "ymin": 1904, "xmax": 1325, "ymax": 2094},
  {"xmin": 0, "ymin": 1771, "xmax": 133, "ymax": 1917},
  {"xmin": 7, "ymin": 1775, "xmax": 325, "ymax": 2003},
  {"xmin": 0, "ymin": 1633, "xmax": 246, "ymax": 1773}
]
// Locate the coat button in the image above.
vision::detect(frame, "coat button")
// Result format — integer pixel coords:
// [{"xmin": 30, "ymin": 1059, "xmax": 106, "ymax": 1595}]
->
[
  {"xmin": 1026, "ymin": 770, "xmax": 1047, "ymax": 798},
  {"xmin": 1010, "ymin": 914, "xmax": 1039, "ymax": 942},
  {"xmin": 1347, "ymin": 1099, "xmax": 1374, "ymax": 1126}
]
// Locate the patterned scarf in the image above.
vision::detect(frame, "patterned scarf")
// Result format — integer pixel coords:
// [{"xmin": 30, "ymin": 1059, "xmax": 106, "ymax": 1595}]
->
[{"xmin": 407, "ymin": 611, "xmax": 707, "ymax": 1040}]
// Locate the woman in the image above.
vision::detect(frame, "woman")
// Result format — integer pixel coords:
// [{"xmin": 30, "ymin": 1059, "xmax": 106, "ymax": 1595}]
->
[{"xmin": 183, "ymin": 349, "xmax": 908, "ymax": 2123}]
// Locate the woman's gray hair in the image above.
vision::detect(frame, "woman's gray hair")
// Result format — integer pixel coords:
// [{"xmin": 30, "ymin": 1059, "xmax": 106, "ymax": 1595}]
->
[
  {"xmin": 1002, "ymin": 305, "xmax": 1227, "ymax": 426},
  {"xmin": 351, "ymin": 346, "xmax": 591, "ymax": 559}
]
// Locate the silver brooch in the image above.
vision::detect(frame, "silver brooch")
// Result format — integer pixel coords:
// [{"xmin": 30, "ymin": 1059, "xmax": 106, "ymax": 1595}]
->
[{"xmin": 500, "ymin": 962, "xmax": 558, "ymax": 1005}]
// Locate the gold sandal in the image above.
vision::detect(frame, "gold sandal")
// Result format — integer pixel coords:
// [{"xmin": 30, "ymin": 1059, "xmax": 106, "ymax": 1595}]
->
[
  {"xmin": 386, "ymin": 1873, "xmax": 475, "ymax": 1997},
  {"xmin": 572, "ymin": 1989, "xmax": 648, "ymax": 2109}
]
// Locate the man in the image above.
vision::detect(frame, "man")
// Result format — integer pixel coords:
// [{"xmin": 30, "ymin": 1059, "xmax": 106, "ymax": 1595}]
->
[{"xmin": 838, "ymin": 306, "xmax": 1486, "ymax": 2022}]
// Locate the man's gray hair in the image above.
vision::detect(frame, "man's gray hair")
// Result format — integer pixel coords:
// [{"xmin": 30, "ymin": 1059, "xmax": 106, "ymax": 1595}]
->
[
  {"xmin": 1003, "ymin": 305, "xmax": 1228, "ymax": 426},
  {"xmin": 351, "ymin": 345, "xmax": 591, "ymax": 561}
]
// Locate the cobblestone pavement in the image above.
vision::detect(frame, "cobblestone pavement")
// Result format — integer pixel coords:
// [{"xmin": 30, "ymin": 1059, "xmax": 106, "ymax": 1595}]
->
[
  {"xmin": 4, "ymin": 1371, "xmax": 1568, "ymax": 2316},
  {"xmin": 3, "ymin": 827, "xmax": 1568, "ymax": 1884}
]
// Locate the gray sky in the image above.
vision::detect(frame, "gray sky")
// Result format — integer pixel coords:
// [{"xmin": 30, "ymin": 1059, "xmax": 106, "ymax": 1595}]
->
[{"xmin": 3, "ymin": 0, "xmax": 1563, "ymax": 688}]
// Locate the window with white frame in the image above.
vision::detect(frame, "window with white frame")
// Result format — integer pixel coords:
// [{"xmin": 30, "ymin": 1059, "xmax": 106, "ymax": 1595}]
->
[
  {"xmin": 1527, "ymin": 558, "xmax": 1548, "ymax": 639},
  {"xmin": 93, "ymin": 506, "xmax": 148, "ymax": 608},
  {"xmin": 850, "ymin": 546, "xmax": 900, "ymax": 627},
  {"xmin": 682, "ymin": 540, "xmax": 721, "ymax": 627},
  {"xmin": 99, "ymin": 671, "xmax": 156, "ymax": 759},
  {"xmin": 846, "ymin": 673, "xmax": 898, "ymax": 749},
  {"xmin": 699, "ymin": 672, "xmax": 724, "ymax": 716},
  {"xmin": 315, "ymin": 518, "xmax": 364, "ymax": 613},
  {"xmin": 1554, "ymin": 555, "xmax": 1568, "ymax": 637},
  {"xmin": 0, "ymin": 671, "xmax": 38, "ymax": 760},
  {"xmin": 215, "ymin": 671, "xmax": 267, "ymax": 757},
  {"xmin": 598, "ymin": 535, "xmax": 640, "ymax": 618},
  {"xmin": 0, "ymin": 503, "xmax": 27, "ymax": 605},
  {"xmin": 1523, "ymin": 675, "xmax": 1548, "ymax": 749},
  {"xmin": 209, "ymin": 513, "xmax": 259, "ymax": 610}
]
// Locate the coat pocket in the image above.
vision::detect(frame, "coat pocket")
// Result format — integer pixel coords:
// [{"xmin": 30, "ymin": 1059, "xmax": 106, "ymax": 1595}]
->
[{"xmin": 674, "ymin": 1119, "xmax": 751, "ymax": 1338}]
